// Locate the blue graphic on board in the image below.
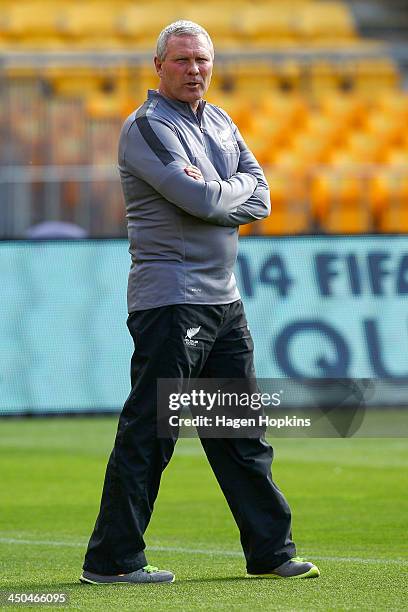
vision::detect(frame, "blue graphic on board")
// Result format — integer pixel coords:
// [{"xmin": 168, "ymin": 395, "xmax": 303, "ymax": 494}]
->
[
  {"xmin": 236, "ymin": 237, "xmax": 408, "ymax": 380},
  {"xmin": 1, "ymin": 236, "xmax": 408, "ymax": 414}
]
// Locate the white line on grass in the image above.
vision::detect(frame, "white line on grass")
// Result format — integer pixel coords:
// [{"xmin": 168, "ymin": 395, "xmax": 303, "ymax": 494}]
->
[{"xmin": 0, "ymin": 537, "xmax": 407, "ymax": 566}]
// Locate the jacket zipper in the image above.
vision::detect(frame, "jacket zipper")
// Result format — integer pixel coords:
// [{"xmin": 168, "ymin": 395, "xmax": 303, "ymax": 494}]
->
[{"xmin": 187, "ymin": 104, "xmax": 213, "ymax": 163}]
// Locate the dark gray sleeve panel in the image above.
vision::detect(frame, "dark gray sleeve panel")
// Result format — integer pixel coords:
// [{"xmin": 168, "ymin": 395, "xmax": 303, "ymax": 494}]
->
[
  {"xmin": 122, "ymin": 117, "xmax": 257, "ymax": 226},
  {"xmin": 135, "ymin": 113, "xmax": 175, "ymax": 166}
]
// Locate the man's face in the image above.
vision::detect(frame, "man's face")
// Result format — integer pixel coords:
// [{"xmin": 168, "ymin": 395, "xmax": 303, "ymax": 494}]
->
[{"xmin": 154, "ymin": 34, "xmax": 213, "ymax": 110}]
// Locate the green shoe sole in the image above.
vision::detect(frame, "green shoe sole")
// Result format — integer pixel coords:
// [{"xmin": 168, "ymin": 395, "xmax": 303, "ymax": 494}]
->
[{"xmin": 246, "ymin": 566, "xmax": 320, "ymax": 579}]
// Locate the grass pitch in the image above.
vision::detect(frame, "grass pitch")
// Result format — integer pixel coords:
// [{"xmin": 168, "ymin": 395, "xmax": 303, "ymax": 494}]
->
[{"xmin": 0, "ymin": 417, "xmax": 407, "ymax": 611}]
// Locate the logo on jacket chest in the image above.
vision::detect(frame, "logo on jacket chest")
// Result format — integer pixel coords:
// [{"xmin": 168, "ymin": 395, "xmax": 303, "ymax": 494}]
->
[{"xmin": 219, "ymin": 128, "xmax": 238, "ymax": 153}]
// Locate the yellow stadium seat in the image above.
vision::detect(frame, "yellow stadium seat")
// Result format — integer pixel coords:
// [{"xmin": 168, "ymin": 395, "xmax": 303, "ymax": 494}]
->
[
  {"xmin": 371, "ymin": 170, "xmax": 408, "ymax": 221},
  {"xmin": 385, "ymin": 149, "xmax": 408, "ymax": 168},
  {"xmin": 224, "ymin": 62, "xmax": 277, "ymax": 95},
  {"xmin": 46, "ymin": 66, "xmax": 103, "ymax": 98},
  {"xmin": 309, "ymin": 61, "xmax": 342, "ymax": 92},
  {"xmin": 239, "ymin": 1, "xmax": 355, "ymax": 46},
  {"xmin": 136, "ymin": 64, "xmax": 160, "ymax": 96},
  {"xmin": 304, "ymin": 112, "xmax": 340, "ymax": 141},
  {"xmin": 311, "ymin": 171, "xmax": 331, "ymax": 223},
  {"xmin": 300, "ymin": 2, "xmax": 357, "ymax": 41},
  {"xmin": 365, "ymin": 112, "xmax": 403, "ymax": 149},
  {"xmin": 264, "ymin": 166, "xmax": 306, "ymax": 204},
  {"xmin": 291, "ymin": 132, "xmax": 330, "ymax": 164},
  {"xmin": 239, "ymin": 223, "xmax": 253, "ymax": 237},
  {"xmin": 328, "ymin": 149, "xmax": 360, "ymax": 168},
  {"xmin": 379, "ymin": 200, "xmax": 408, "ymax": 233},
  {"xmin": 258, "ymin": 94, "xmax": 309, "ymax": 130},
  {"xmin": 367, "ymin": 172, "xmax": 385, "ymax": 218},
  {"xmin": 1, "ymin": 3, "xmax": 64, "ymax": 47},
  {"xmin": 251, "ymin": 113, "xmax": 292, "ymax": 148},
  {"xmin": 311, "ymin": 171, "xmax": 367, "ymax": 226},
  {"xmin": 67, "ymin": 3, "xmax": 113, "ymax": 38},
  {"xmin": 258, "ymin": 203, "xmax": 311, "ymax": 235},
  {"xmin": 346, "ymin": 133, "xmax": 386, "ymax": 164},
  {"xmin": 116, "ymin": 4, "xmax": 183, "ymax": 49},
  {"xmin": 206, "ymin": 94, "xmax": 255, "ymax": 136},
  {"xmin": 322, "ymin": 202, "xmax": 372, "ymax": 233},
  {"xmin": 241, "ymin": 133, "xmax": 273, "ymax": 166},
  {"xmin": 263, "ymin": 169, "xmax": 289, "ymax": 209},
  {"xmin": 239, "ymin": 4, "xmax": 299, "ymax": 45},
  {"xmin": 355, "ymin": 58, "xmax": 400, "ymax": 93},
  {"xmin": 320, "ymin": 94, "xmax": 366, "ymax": 129},
  {"xmin": 335, "ymin": 175, "xmax": 365, "ymax": 207},
  {"xmin": 272, "ymin": 60, "xmax": 302, "ymax": 93},
  {"xmin": 376, "ymin": 92, "xmax": 408, "ymax": 121},
  {"xmin": 271, "ymin": 150, "xmax": 309, "ymax": 174},
  {"xmin": 183, "ymin": 5, "xmax": 242, "ymax": 48},
  {"xmin": 86, "ymin": 94, "xmax": 125, "ymax": 120}
]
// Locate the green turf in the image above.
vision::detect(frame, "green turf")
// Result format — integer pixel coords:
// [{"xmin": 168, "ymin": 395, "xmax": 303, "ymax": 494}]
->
[{"xmin": 0, "ymin": 417, "xmax": 407, "ymax": 611}]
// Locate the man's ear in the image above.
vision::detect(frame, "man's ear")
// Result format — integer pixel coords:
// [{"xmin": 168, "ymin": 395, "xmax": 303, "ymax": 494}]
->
[{"xmin": 154, "ymin": 57, "xmax": 162, "ymax": 77}]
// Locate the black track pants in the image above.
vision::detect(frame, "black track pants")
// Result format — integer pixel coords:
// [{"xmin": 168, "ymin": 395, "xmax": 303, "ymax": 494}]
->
[{"xmin": 83, "ymin": 300, "xmax": 295, "ymax": 575}]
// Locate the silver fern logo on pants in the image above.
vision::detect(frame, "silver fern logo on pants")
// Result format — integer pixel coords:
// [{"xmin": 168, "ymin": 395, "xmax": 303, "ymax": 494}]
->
[{"xmin": 184, "ymin": 326, "xmax": 201, "ymax": 347}]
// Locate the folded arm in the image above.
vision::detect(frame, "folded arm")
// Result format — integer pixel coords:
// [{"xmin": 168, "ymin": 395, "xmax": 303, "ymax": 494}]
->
[
  {"xmin": 226, "ymin": 125, "xmax": 271, "ymax": 226},
  {"xmin": 184, "ymin": 124, "xmax": 271, "ymax": 227},
  {"xmin": 119, "ymin": 116, "xmax": 257, "ymax": 225}
]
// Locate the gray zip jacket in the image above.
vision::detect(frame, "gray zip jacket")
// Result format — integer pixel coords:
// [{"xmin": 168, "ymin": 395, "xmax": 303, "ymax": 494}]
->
[{"xmin": 118, "ymin": 90, "xmax": 270, "ymax": 312}]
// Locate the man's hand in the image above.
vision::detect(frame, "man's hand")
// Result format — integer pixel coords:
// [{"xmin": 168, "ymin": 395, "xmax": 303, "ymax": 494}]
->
[{"xmin": 184, "ymin": 165, "xmax": 203, "ymax": 181}]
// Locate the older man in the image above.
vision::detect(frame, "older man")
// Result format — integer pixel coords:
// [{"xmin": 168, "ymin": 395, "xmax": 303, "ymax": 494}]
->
[{"xmin": 80, "ymin": 20, "xmax": 319, "ymax": 585}]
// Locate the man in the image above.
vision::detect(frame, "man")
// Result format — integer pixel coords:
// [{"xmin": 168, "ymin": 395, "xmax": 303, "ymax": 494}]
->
[{"xmin": 80, "ymin": 20, "xmax": 320, "ymax": 585}]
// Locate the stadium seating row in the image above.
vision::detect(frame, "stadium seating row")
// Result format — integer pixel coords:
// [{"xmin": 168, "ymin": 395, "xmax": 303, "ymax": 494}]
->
[
  {"xmin": 222, "ymin": 92, "xmax": 408, "ymax": 167},
  {"xmin": 139, "ymin": 56, "xmax": 399, "ymax": 96},
  {"xmin": 3, "ymin": 55, "xmax": 400, "ymax": 117},
  {"xmin": 1, "ymin": 75, "xmax": 407, "ymax": 235},
  {"xmin": 257, "ymin": 169, "xmax": 408, "ymax": 234},
  {"xmin": 0, "ymin": 1, "xmax": 356, "ymax": 48},
  {"xmin": 1, "ymin": 0, "xmax": 406, "ymax": 236},
  {"xmin": 3, "ymin": 75, "xmax": 407, "ymax": 168}
]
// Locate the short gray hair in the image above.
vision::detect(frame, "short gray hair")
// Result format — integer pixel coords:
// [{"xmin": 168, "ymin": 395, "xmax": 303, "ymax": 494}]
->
[{"xmin": 156, "ymin": 20, "xmax": 214, "ymax": 62}]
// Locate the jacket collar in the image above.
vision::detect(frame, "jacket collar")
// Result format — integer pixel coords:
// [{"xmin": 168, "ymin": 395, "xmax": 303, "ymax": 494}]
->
[{"xmin": 147, "ymin": 89, "xmax": 206, "ymax": 123}]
